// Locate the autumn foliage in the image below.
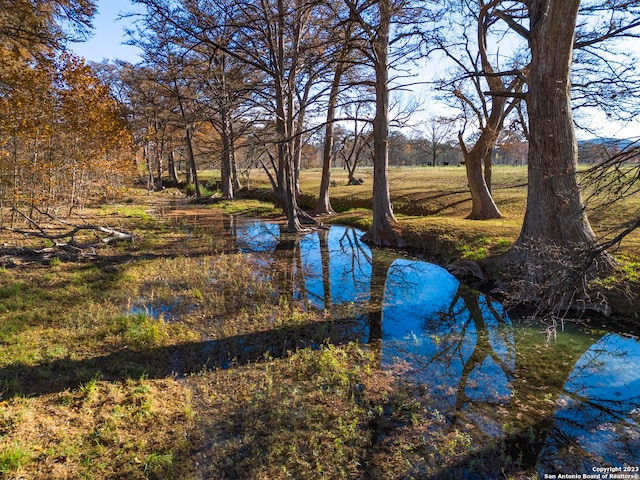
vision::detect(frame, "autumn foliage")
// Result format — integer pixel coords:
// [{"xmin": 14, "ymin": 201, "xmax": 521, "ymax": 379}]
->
[{"xmin": 0, "ymin": 49, "xmax": 133, "ymax": 219}]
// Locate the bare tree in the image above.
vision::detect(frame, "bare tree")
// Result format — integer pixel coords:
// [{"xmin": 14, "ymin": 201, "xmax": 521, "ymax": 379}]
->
[
  {"xmin": 335, "ymin": 108, "xmax": 374, "ymax": 185},
  {"xmin": 571, "ymin": 0, "xmax": 640, "ymax": 134},
  {"xmin": 314, "ymin": 57, "xmax": 344, "ymax": 214},
  {"xmin": 433, "ymin": 0, "xmax": 527, "ymax": 219},
  {"xmin": 344, "ymin": 0, "xmax": 424, "ymax": 247},
  {"xmin": 581, "ymin": 139, "xmax": 640, "ymax": 254},
  {"xmin": 423, "ymin": 116, "xmax": 456, "ymax": 167},
  {"xmin": 315, "ymin": 9, "xmax": 360, "ymax": 215},
  {"xmin": 192, "ymin": 40, "xmax": 256, "ymax": 200},
  {"xmin": 132, "ymin": 0, "xmax": 336, "ymax": 231}
]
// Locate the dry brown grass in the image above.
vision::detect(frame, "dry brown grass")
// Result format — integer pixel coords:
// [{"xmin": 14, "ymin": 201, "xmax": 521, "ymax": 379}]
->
[{"xmin": 1, "ymin": 164, "xmax": 638, "ymax": 479}]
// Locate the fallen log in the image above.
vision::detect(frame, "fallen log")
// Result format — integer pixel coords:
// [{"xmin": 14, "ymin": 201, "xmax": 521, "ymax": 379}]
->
[
  {"xmin": 1, "ymin": 223, "xmax": 134, "ymax": 245},
  {"xmin": 3, "ymin": 206, "xmax": 134, "ymax": 245}
]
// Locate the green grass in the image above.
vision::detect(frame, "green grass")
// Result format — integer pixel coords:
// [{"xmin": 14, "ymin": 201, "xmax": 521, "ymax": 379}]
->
[
  {"xmin": 0, "ymin": 442, "xmax": 32, "ymax": 474},
  {"xmin": 98, "ymin": 204, "xmax": 154, "ymax": 221},
  {"xmin": 0, "ymin": 168, "xmax": 637, "ymax": 479},
  {"xmin": 227, "ymin": 165, "xmax": 638, "ymax": 260}
]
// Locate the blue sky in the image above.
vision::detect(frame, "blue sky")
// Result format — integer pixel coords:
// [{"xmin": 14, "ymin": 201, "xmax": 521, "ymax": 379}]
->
[
  {"xmin": 69, "ymin": 0, "xmax": 638, "ymax": 139},
  {"xmin": 70, "ymin": 0, "xmax": 141, "ymax": 63}
]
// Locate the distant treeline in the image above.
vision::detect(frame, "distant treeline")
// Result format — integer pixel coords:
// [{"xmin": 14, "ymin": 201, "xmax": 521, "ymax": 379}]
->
[{"xmin": 293, "ymin": 133, "xmax": 639, "ymax": 170}]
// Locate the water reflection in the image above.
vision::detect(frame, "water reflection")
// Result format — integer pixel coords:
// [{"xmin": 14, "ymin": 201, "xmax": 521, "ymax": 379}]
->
[
  {"xmin": 233, "ymin": 221, "xmax": 516, "ymax": 408},
  {"xmin": 374, "ymin": 257, "xmax": 519, "ymax": 447},
  {"xmin": 232, "ymin": 218, "xmax": 281, "ymax": 253},
  {"xmin": 539, "ymin": 333, "xmax": 640, "ymax": 474},
  {"xmin": 226, "ymin": 218, "xmax": 640, "ymax": 472},
  {"xmin": 297, "ymin": 226, "xmax": 372, "ymax": 311}
]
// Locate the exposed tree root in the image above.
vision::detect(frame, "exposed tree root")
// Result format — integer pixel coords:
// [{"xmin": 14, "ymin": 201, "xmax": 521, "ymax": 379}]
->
[{"xmin": 479, "ymin": 239, "xmax": 639, "ymax": 318}]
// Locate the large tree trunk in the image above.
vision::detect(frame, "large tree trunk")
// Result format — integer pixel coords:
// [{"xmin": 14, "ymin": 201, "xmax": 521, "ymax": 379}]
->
[
  {"xmin": 217, "ymin": 61, "xmax": 234, "ymax": 200},
  {"xmin": 361, "ymin": 0, "xmax": 405, "ymax": 248},
  {"xmin": 315, "ymin": 61, "xmax": 344, "ymax": 216},
  {"xmin": 168, "ymin": 150, "xmax": 179, "ymax": 185},
  {"xmin": 518, "ymin": 0, "xmax": 606, "ymax": 251},
  {"xmin": 273, "ymin": 86, "xmax": 304, "ymax": 232},
  {"xmin": 519, "ymin": 0, "xmax": 591, "ymax": 246},
  {"xmin": 494, "ymin": 0, "xmax": 615, "ymax": 312},
  {"xmin": 283, "ymin": 145, "xmax": 304, "ymax": 233},
  {"xmin": 273, "ymin": 0, "xmax": 305, "ymax": 233},
  {"xmin": 484, "ymin": 152, "xmax": 493, "ymax": 193},
  {"xmin": 220, "ymin": 105, "xmax": 234, "ymax": 200}
]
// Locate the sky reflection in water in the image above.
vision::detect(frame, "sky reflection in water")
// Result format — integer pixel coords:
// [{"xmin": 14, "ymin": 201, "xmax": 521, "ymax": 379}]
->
[
  {"xmin": 539, "ymin": 333, "xmax": 640, "ymax": 473},
  {"xmin": 231, "ymin": 219, "xmax": 640, "ymax": 470}
]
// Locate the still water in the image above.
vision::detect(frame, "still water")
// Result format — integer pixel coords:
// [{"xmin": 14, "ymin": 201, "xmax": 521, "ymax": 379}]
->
[
  {"xmin": 228, "ymin": 217, "xmax": 640, "ymax": 476},
  {"xmin": 162, "ymin": 209, "xmax": 640, "ymax": 476}
]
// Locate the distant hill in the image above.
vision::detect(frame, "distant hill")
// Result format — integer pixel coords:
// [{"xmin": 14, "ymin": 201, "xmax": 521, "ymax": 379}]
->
[
  {"xmin": 578, "ymin": 137, "xmax": 637, "ymax": 150},
  {"xmin": 578, "ymin": 137, "xmax": 639, "ymax": 163}
]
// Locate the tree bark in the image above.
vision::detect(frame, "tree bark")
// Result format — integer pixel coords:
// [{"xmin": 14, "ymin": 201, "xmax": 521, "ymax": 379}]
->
[
  {"xmin": 483, "ymin": 152, "xmax": 493, "ymax": 193},
  {"xmin": 220, "ymin": 104, "xmax": 235, "ymax": 200},
  {"xmin": 230, "ymin": 119, "xmax": 241, "ymax": 193},
  {"xmin": 517, "ymin": 0, "xmax": 598, "ymax": 248},
  {"xmin": 168, "ymin": 150, "xmax": 179, "ymax": 185},
  {"xmin": 361, "ymin": 0, "xmax": 405, "ymax": 248},
  {"xmin": 315, "ymin": 62, "xmax": 344, "ymax": 215},
  {"xmin": 461, "ymin": 129, "xmax": 503, "ymax": 220},
  {"xmin": 493, "ymin": 0, "xmax": 616, "ymax": 312}
]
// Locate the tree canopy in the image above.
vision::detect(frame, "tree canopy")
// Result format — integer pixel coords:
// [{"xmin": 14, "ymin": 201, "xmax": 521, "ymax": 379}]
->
[{"xmin": 0, "ymin": 1, "xmax": 132, "ymax": 215}]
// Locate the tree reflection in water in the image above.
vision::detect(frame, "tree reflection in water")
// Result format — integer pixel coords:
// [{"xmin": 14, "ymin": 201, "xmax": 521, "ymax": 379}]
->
[
  {"xmin": 380, "ymin": 259, "xmax": 515, "ymax": 436},
  {"xmin": 227, "ymin": 220, "xmax": 640, "ymax": 472},
  {"xmin": 296, "ymin": 225, "xmax": 372, "ymax": 328},
  {"xmin": 538, "ymin": 333, "xmax": 640, "ymax": 474},
  {"xmin": 232, "ymin": 217, "xmax": 281, "ymax": 253}
]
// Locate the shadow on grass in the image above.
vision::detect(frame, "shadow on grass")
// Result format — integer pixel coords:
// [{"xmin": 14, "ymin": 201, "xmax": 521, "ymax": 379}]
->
[
  {"xmin": 194, "ymin": 369, "xmax": 555, "ymax": 480},
  {"xmin": 416, "ymin": 420, "xmax": 551, "ymax": 480},
  {"xmin": 0, "ymin": 315, "xmax": 364, "ymax": 400}
]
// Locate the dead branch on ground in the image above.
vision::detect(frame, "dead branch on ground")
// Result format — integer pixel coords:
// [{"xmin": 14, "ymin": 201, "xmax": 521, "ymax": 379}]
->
[{"xmin": 0, "ymin": 206, "xmax": 134, "ymax": 265}]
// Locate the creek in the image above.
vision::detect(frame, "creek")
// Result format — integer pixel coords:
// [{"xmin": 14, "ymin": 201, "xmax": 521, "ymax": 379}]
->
[{"xmin": 166, "ymin": 209, "xmax": 640, "ymax": 476}]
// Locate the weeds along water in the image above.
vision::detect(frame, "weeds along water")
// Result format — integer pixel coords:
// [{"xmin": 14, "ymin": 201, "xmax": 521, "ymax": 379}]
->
[
  {"xmin": 1, "ymin": 197, "xmax": 639, "ymax": 479},
  {"xmin": 0, "ymin": 204, "xmax": 425, "ymax": 479}
]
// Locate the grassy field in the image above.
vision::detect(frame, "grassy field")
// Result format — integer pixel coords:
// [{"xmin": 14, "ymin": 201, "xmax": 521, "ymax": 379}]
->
[
  {"xmin": 230, "ymin": 164, "xmax": 639, "ymax": 261},
  {"xmin": 0, "ymin": 166, "xmax": 638, "ymax": 479}
]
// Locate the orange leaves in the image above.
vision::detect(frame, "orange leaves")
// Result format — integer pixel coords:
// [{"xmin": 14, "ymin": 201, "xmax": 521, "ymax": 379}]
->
[{"xmin": 0, "ymin": 50, "xmax": 134, "ymax": 213}]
